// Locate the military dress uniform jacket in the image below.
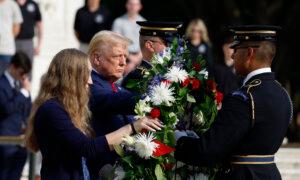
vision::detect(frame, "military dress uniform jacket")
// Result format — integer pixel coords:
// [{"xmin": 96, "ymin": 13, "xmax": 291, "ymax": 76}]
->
[
  {"xmin": 175, "ymin": 72, "xmax": 292, "ymax": 180},
  {"xmin": 89, "ymin": 70, "xmax": 137, "ymax": 174},
  {"xmin": 121, "ymin": 60, "xmax": 152, "ymax": 92}
]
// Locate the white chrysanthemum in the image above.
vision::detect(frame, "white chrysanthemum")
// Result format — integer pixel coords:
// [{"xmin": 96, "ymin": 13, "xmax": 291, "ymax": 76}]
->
[
  {"xmin": 134, "ymin": 133, "xmax": 159, "ymax": 159},
  {"xmin": 199, "ymin": 69, "xmax": 209, "ymax": 79},
  {"xmin": 134, "ymin": 97, "xmax": 152, "ymax": 119},
  {"xmin": 192, "ymin": 111, "xmax": 204, "ymax": 125},
  {"xmin": 165, "ymin": 66, "xmax": 189, "ymax": 83},
  {"xmin": 114, "ymin": 166, "xmax": 125, "ymax": 180},
  {"xmin": 150, "ymin": 83, "xmax": 175, "ymax": 106},
  {"xmin": 122, "ymin": 134, "xmax": 135, "ymax": 146}
]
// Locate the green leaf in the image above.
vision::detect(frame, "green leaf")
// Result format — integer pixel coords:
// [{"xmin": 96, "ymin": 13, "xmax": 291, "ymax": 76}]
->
[
  {"xmin": 113, "ymin": 144, "xmax": 124, "ymax": 157},
  {"xmin": 125, "ymin": 79, "xmax": 139, "ymax": 89},
  {"xmin": 167, "ymin": 130, "xmax": 176, "ymax": 147},
  {"xmin": 187, "ymin": 94, "xmax": 196, "ymax": 103},
  {"xmin": 179, "ymin": 88, "xmax": 188, "ymax": 97},
  {"xmin": 122, "ymin": 156, "xmax": 134, "ymax": 168},
  {"xmin": 155, "ymin": 164, "xmax": 167, "ymax": 180},
  {"xmin": 189, "ymin": 70, "xmax": 196, "ymax": 77}
]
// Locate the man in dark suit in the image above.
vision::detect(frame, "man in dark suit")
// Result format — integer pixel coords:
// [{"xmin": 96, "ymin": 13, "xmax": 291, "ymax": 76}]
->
[
  {"xmin": 175, "ymin": 25, "xmax": 292, "ymax": 180},
  {"xmin": 0, "ymin": 51, "xmax": 32, "ymax": 180},
  {"xmin": 214, "ymin": 31, "xmax": 241, "ymax": 95},
  {"xmin": 87, "ymin": 31, "xmax": 138, "ymax": 176},
  {"xmin": 121, "ymin": 21, "xmax": 182, "ymax": 91}
]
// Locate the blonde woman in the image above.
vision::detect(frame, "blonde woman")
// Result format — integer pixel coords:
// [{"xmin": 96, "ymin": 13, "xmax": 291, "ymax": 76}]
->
[
  {"xmin": 25, "ymin": 48, "xmax": 162, "ymax": 180},
  {"xmin": 186, "ymin": 19, "xmax": 213, "ymax": 73}
]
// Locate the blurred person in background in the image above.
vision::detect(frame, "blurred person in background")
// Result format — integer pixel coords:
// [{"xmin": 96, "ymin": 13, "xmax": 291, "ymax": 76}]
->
[
  {"xmin": 214, "ymin": 30, "xmax": 241, "ymax": 95},
  {"xmin": 25, "ymin": 48, "xmax": 162, "ymax": 180},
  {"xmin": 185, "ymin": 18, "xmax": 214, "ymax": 76},
  {"xmin": 15, "ymin": 0, "xmax": 43, "ymax": 79},
  {"xmin": 0, "ymin": 51, "xmax": 31, "ymax": 180},
  {"xmin": 74, "ymin": 0, "xmax": 110, "ymax": 53},
  {"xmin": 112, "ymin": 0, "xmax": 145, "ymax": 63},
  {"xmin": 0, "ymin": 0, "xmax": 23, "ymax": 75}
]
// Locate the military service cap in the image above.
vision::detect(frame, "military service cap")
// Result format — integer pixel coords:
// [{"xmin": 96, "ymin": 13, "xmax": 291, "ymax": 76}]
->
[
  {"xmin": 137, "ymin": 21, "xmax": 182, "ymax": 41},
  {"xmin": 229, "ymin": 25, "xmax": 281, "ymax": 48}
]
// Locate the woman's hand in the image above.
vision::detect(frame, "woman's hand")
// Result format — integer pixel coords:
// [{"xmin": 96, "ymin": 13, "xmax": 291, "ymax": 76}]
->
[
  {"xmin": 133, "ymin": 117, "xmax": 164, "ymax": 132},
  {"xmin": 105, "ymin": 117, "xmax": 163, "ymax": 150}
]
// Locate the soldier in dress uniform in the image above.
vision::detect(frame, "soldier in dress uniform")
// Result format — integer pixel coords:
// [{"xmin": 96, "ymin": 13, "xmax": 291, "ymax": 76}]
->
[
  {"xmin": 121, "ymin": 21, "xmax": 182, "ymax": 90},
  {"xmin": 175, "ymin": 25, "xmax": 293, "ymax": 180}
]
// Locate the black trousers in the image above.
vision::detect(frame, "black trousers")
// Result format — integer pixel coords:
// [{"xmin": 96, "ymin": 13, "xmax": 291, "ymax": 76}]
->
[{"xmin": 216, "ymin": 164, "xmax": 282, "ymax": 180}]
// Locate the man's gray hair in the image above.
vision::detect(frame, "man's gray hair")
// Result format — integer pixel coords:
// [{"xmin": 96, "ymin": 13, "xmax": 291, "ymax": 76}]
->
[{"xmin": 88, "ymin": 30, "xmax": 132, "ymax": 56}]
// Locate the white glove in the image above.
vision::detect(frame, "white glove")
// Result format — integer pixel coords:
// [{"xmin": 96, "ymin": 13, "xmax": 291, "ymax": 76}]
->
[
  {"xmin": 175, "ymin": 130, "xmax": 188, "ymax": 141},
  {"xmin": 186, "ymin": 130, "xmax": 199, "ymax": 139}
]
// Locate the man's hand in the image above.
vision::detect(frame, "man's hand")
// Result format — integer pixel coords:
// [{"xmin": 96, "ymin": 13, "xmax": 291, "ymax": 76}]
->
[{"xmin": 21, "ymin": 76, "xmax": 31, "ymax": 92}]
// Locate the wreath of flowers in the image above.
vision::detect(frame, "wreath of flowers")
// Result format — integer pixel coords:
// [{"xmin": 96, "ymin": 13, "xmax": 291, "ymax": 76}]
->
[{"xmin": 112, "ymin": 38, "xmax": 223, "ymax": 180}]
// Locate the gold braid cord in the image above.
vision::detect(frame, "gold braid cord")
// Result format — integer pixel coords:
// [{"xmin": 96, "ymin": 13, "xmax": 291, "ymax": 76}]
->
[
  {"xmin": 245, "ymin": 79, "xmax": 262, "ymax": 126},
  {"xmin": 275, "ymin": 80, "xmax": 294, "ymax": 122}
]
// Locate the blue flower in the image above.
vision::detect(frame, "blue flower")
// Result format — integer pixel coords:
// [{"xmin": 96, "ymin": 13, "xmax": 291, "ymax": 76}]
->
[
  {"xmin": 176, "ymin": 46, "xmax": 184, "ymax": 55},
  {"xmin": 159, "ymin": 51, "xmax": 164, "ymax": 57},
  {"xmin": 147, "ymin": 75, "xmax": 164, "ymax": 94},
  {"xmin": 178, "ymin": 38, "xmax": 185, "ymax": 46}
]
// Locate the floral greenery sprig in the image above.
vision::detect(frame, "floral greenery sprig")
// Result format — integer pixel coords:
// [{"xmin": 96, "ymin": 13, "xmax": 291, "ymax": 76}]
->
[{"xmin": 113, "ymin": 38, "xmax": 223, "ymax": 179}]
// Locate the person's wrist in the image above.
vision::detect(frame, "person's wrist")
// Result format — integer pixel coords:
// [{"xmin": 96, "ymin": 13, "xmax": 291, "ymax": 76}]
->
[{"xmin": 130, "ymin": 122, "xmax": 137, "ymax": 135}]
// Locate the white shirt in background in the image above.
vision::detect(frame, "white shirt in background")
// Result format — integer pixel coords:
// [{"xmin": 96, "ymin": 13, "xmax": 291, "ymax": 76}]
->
[
  {"xmin": 112, "ymin": 14, "xmax": 145, "ymax": 53},
  {"xmin": 0, "ymin": 0, "xmax": 23, "ymax": 55}
]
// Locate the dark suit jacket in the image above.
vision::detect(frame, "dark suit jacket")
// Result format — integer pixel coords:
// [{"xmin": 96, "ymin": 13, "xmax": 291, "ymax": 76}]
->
[
  {"xmin": 34, "ymin": 98, "xmax": 111, "ymax": 180},
  {"xmin": 175, "ymin": 73, "xmax": 292, "ymax": 180},
  {"xmin": 89, "ymin": 71, "xmax": 136, "ymax": 173},
  {"xmin": 213, "ymin": 62, "xmax": 241, "ymax": 95},
  {"xmin": 0, "ymin": 74, "xmax": 31, "ymax": 136}
]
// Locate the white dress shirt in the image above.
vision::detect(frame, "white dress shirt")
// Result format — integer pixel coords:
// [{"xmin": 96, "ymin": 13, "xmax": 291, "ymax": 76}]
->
[{"xmin": 243, "ymin": 67, "xmax": 272, "ymax": 86}]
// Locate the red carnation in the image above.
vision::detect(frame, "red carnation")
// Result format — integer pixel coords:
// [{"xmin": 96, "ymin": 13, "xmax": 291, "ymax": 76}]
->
[
  {"xmin": 207, "ymin": 79, "xmax": 217, "ymax": 92},
  {"xmin": 193, "ymin": 62, "xmax": 201, "ymax": 72},
  {"xmin": 152, "ymin": 139, "xmax": 175, "ymax": 157},
  {"xmin": 162, "ymin": 79, "xmax": 171, "ymax": 85},
  {"xmin": 150, "ymin": 108, "xmax": 161, "ymax": 118},
  {"xmin": 191, "ymin": 78, "xmax": 201, "ymax": 90},
  {"xmin": 181, "ymin": 78, "xmax": 190, "ymax": 87},
  {"xmin": 215, "ymin": 91, "xmax": 224, "ymax": 105}
]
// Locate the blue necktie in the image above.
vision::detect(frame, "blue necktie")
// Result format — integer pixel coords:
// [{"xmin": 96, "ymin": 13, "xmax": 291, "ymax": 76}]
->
[{"xmin": 81, "ymin": 157, "xmax": 90, "ymax": 180}]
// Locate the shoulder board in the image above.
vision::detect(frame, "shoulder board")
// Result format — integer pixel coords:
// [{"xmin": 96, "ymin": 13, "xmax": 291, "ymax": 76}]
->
[{"xmin": 231, "ymin": 90, "xmax": 249, "ymax": 101}]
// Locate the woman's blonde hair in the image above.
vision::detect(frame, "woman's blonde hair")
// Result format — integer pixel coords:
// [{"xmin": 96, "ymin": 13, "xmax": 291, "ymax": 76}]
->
[
  {"xmin": 185, "ymin": 18, "xmax": 211, "ymax": 44},
  {"xmin": 26, "ymin": 48, "xmax": 92, "ymax": 152}
]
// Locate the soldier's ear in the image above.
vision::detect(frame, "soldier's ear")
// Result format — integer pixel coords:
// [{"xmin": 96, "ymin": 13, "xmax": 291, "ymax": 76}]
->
[{"xmin": 145, "ymin": 41, "xmax": 155, "ymax": 53}]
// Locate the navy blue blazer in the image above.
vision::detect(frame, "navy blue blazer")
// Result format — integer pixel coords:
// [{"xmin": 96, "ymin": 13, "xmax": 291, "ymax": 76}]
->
[
  {"xmin": 88, "ymin": 71, "xmax": 137, "ymax": 173},
  {"xmin": 0, "ymin": 74, "xmax": 31, "ymax": 136},
  {"xmin": 34, "ymin": 99, "xmax": 111, "ymax": 180},
  {"xmin": 89, "ymin": 71, "xmax": 136, "ymax": 136}
]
